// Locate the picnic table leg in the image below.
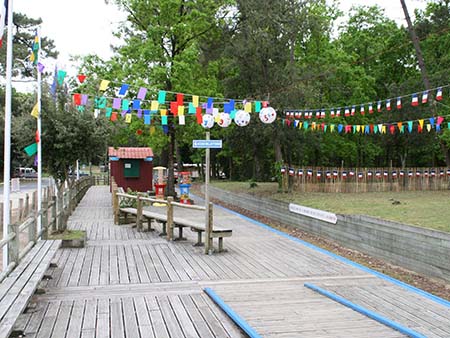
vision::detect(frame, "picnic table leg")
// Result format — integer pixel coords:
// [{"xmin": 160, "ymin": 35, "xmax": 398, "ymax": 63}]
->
[
  {"xmin": 159, "ymin": 221, "xmax": 167, "ymax": 237},
  {"xmin": 174, "ymin": 226, "xmax": 187, "ymax": 241},
  {"xmin": 147, "ymin": 218, "xmax": 155, "ymax": 232},
  {"xmin": 193, "ymin": 230, "xmax": 204, "ymax": 247},
  {"xmin": 218, "ymin": 237, "xmax": 224, "ymax": 252}
]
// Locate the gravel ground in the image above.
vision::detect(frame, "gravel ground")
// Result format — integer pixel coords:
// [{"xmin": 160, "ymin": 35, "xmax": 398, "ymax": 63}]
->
[{"xmin": 192, "ymin": 186, "xmax": 450, "ymax": 302}]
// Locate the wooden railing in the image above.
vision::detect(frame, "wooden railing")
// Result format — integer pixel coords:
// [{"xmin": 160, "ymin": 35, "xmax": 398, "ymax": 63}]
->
[{"xmin": 0, "ymin": 176, "xmax": 95, "ymax": 281}]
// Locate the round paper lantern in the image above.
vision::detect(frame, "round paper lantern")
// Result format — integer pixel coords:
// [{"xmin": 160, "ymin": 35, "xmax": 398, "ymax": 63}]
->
[
  {"xmin": 234, "ymin": 110, "xmax": 251, "ymax": 127},
  {"xmin": 218, "ymin": 113, "xmax": 232, "ymax": 128},
  {"xmin": 259, "ymin": 107, "xmax": 277, "ymax": 124},
  {"xmin": 201, "ymin": 114, "xmax": 215, "ymax": 129}
]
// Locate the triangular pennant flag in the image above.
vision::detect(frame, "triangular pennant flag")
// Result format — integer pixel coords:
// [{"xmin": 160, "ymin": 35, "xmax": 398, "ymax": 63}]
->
[
  {"xmin": 400, "ymin": 125, "xmax": 405, "ymax": 133},
  {"xmin": 77, "ymin": 74, "xmax": 86, "ymax": 83},
  {"xmin": 378, "ymin": 124, "xmax": 383, "ymax": 132},
  {"xmin": 24, "ymin": 143, "xmax": 38, "ymax": 157},
  {"xmin": 386, "ymin": 99, "xmax": 391, "ymax": 111},
  {"xmin": 419, "ymin": 119, "xmax": 424, "ymax": 129},
  {"xmin": 397, "ymin": 122, "xmax": 403, "ymax": 130},
  {"xmin": 408, "ymin": 121, "xmax": 413, "ymax": 133},
  {"xmin": 427, "ymin": 124, "xmax": 432, "ymax": 132},
  {"xmin": 330, "ymin": 124, "xmax": 335, "ymax": 133},
  {"xmin": 382, "ymin": 125, "xmax": 387, "ymax": 134},
  {"xmin": 377, "ymin": 101, "xmax": 382, "ymax": 112},
  {"xmin": 396, "ymin": 97, "xmax": 402, "ymax": 109},
  {"xmin": 429, "ymin": 117, "xmax": 435, "ymax": 127},
  {"xmin": 374, "ymin": 125, "xmax": 379, "ymax": 134},
  {"xmin": 390, "ymin": 125, "xmax": 395, "ymax": 134}
]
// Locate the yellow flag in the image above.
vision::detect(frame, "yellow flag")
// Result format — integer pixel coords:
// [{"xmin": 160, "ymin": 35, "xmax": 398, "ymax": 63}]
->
[
  {"xmin": 330, "ymin": 124, "xmax": 335, "ymax": 133},
  {"xmin": 244, "ymin": 102, "xmax": 252, "ymax": 113},
  {"xmin": 125, "ymin": 113, "xmax": 132, "ymax": 123},
  {"xmin": 356, "ymin": 125, "xmax": 361, "ymax": 133},
  {"xmin": 192, "ymin": 95, "xmax": 199, "ymax": 107},
  {"xmin": 150, "ymin": 126, "xmax": 156, "ymax": 135},
  {"xmin": 99, "ymin": 80, "xmax": 110, "ymax": 91},
  {"xmin": 160, "ymin": 109, "xmax": 167, "ymax": 116},
  {"xmin": 427, "ymin": 124, "xmax": 432, "ymax": 132},
  {"xmin": 151, "ymin": 101, "xmax": 159, "ymax": 111},
  {"xmin": 299, "ymin": 122, "xmax": 303, "ymax": 129},
  {"xmin": 178, "ymin": 105, "xmax": 185, "ymax": 116},
  {"xmin": 382, "ymin": 126, "xmax": 387, "ymax": 134},
  {"xmin": 30, "ymin": 103, "xmax": 39, "ymax": 118},
  {"xmin": 419, "ymin": 119, "xmax": 424, "ymax": 128}
]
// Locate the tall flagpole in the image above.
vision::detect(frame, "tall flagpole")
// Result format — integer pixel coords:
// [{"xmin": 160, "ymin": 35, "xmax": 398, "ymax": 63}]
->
[
  {"xmin": 36, "ymin": 26, "xmax": 42, "ymax": 237},
  {"xmin": 3, "ymin": 0, "xmax": 14, "ymax": 268}
]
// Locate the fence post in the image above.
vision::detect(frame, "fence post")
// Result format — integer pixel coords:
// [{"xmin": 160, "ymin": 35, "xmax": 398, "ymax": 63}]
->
[
  {"xmin": 51, "ymin": 196, "xmax": 57, "ymax": 233},
  {"xmin": 205, "ymin": 202, "xmax": 213, "ymax": 255},
  {"xmin": 25, "ymin": 193, "xmax": 30, "ymax": 219},
  {"xmin": 113, "ymin": 189, "xmax": 119, "ymax": 225},
  {"xmin": 18, "ymin": 198, "xmax": 24, "ymax": 222},
  {"xmin": 136, "ymin": 195, "xmax": 142, "ymax": 232},
  {"xmin": 167, "ymin": 197, "xmax": 174, "ymax": 241},
  {"xmin": 41, "ymin": 198, "xmax": 49, "ymax": 240},
  {"xmin": 8, "ymin": 223, "xmax": 20, "ymax": 266},
  {"xmin": 0, "ymin": 203, "xmax": 3, "ymax": 228},
  {"xmin": 28, "ymin": 214, "xmax": 36, "ymax": 243}
]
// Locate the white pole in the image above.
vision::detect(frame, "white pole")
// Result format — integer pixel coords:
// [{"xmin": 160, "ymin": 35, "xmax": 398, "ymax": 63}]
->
[
  {"xmin": 3, "ymin": 0, "xmax": 14, "ymax": 268},
  {"xmin": 36, "ymin": 26, "xmax": 42, "ymax": 237},
  {"xmin": 204, "ymin": 131, "xmax": 211, "ymax": 254}
]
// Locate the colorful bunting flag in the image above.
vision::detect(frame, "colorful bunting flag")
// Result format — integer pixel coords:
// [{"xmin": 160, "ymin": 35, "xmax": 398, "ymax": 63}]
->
[
  {"xmin": 99, "ymin": 79, "xmax": 109, "ymax": 91},
  {"xmin": 422, "ymin": 91, "xmax": 428, "ymax": 104},
  {"xmin": 386, "ymin": 99, "xmax": 391, "ymax": 111},
  {"xmin": 396, "ymin": 97, "xmax": 401, "ymax": 109},
  {"xmin": 30, "ymin": 103, "xmax": 39, "ymax": 118},
  {"xmin": 436, "ymin": 87, "xmax": 443, "ymax": 101},
  {"xmin": 137, "ymin": 87, "xmax": 147, "ymax": 100},
  {"xmin": 118, "ymin": 84, "xmax": 129, "ymax": 96},
  {"xmin": 24, "ymin": 143, "xmax": 37, "ymax": 157},
  {"xmin": 411, "ymin": 93, "xmax": 419, "ymax": 106},
  {"xmin": 77, "ymin": 74, "xmax": 87, "ymax": 83}
]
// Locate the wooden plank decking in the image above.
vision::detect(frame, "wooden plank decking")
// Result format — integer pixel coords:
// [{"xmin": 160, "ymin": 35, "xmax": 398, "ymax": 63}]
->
[{"xmin": 14, "ymin": 186, "xmax": 450, "ymax": 337}]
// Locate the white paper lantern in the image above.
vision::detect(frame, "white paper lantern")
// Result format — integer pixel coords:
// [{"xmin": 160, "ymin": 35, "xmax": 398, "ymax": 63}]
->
[
  {"xmin": 259, "ymin": 107, "xmax": 277, "ymax": 124},
  {"xmin": 218, "ymin": 113, "xmax": 232, "ymax": 128},
  {"xmin": 201, "ymin": 114, "xmax": 215, "ymax": 129},
  {"xmin": 234, "ymin": 110, "xmax": 251, "ymax": 127}
]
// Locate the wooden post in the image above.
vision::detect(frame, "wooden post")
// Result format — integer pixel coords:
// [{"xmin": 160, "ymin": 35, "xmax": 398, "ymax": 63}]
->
[
  {"xmin": 51, "ymin": 196, "xmax": 57, "ymax": 232},
  {"xmin": 136, "ymin": 195, "xmax": 142, "ymax": 232},
  {"xmin": 113, "ymin": 189, "xmax": 119, "ymax": 225},
  {"xmin": 167, "ymin": 197, "xmax": 174, "ymax": 241},
  {"xmin": 25, "ymin": 193, "xmax": 30, "ymax": 219},
  {"xmin": 41, "ymin": 198, "xmax": 49, "ymax": 239},
  {"xmin": 8, "ymin": 223, "xmax": 20, "ymax": 265},
  {"xmin": 28, "ymin": 214, "xmax": 36, "ymax": 243},
  {"xmin": 18, "ymin": 198, "xmax": 24, "ymax": 221},
  {"xmin": 0, "ymin": 203, "xmax": 3, "ymax": 228},
  {"xmin": 32, "ymin": 191, "xmax": 37, "ymax": 212},
  {"xmin": 205, "ymin": 202, "xmax": 213, "ymax": 255}
]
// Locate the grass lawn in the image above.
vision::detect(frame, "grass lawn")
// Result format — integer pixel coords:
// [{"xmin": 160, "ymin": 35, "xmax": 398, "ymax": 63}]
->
[{"xmin": 211, "ymin": 181, "xmax": 450, "ymax": 233}]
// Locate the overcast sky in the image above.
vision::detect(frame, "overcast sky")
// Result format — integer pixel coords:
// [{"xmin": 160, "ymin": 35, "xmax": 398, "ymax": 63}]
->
[{"xmin": 12, "ymin": 0, "xmax": 428, "ymax": 81}]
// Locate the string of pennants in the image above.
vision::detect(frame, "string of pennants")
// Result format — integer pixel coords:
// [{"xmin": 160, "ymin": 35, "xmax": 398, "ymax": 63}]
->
[
  {"xmin": 44, "ymin": 71, "xmax": 450, "ymax": 135},
  {"xmin": 284, "ymin": 84, "xmax": 447, "ymax": 120},
  {"xmin": 67, "ymin": 77, "xmax": 277, "ymax": 130},
  {"xmin": 280, "ymin": 167, "xmax": 450, "ymax": 179}
]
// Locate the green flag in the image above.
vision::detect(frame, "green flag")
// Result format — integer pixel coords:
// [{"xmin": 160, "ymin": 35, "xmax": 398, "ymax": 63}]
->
[{"xmin": 24, "ymin": 143, "xmax": 38, "ymax": 156}]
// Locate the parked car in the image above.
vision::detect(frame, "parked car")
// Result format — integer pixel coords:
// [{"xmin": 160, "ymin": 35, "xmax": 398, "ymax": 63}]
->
[{"xmin": 14, "ymin": 167, "xmax": 37, "ymax": 178}]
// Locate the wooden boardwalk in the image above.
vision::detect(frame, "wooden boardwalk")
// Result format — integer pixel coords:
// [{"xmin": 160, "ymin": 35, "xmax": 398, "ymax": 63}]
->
[{"xmin": 13, "ymin": 186, "xmax": 450, "ymax": 337}]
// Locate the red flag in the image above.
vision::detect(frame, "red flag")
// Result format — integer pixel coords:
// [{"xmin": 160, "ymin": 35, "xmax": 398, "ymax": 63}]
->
[
  {"xmin": 170, "ymin": 102, "xmax": 178, "ymax": 116},
  {"xmin": 196, "ymin": 107, "xmax": 202, "ymax": 124},
  {"xmin": 73, "ymin": 93, "xmax": 81, "ymax": 105},
  {"xmin": 35, "ymin": 130, "xmax": 40, "ymax": 143},
  {"xmin": 77, "ymin": 74, "xmax": 87, "ymax": 83},
  {"xmin": 176, "ymin": 93, "xmax": 184, "ymax": 105}
]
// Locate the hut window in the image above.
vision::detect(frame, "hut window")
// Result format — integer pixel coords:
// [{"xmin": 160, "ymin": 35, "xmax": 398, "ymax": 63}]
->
[{"xmin": 124, "ymin": 160, "xmax": 140, "ymax": 178}]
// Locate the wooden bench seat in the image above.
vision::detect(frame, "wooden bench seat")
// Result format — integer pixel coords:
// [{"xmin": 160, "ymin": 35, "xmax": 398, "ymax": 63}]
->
[
  {"xmin": 119, "ymin": 207, "xmax": 232, "ymax": 251},
  {"xmin": 0, "ymin": 240, "xmax": 61, "ymax": 338}
]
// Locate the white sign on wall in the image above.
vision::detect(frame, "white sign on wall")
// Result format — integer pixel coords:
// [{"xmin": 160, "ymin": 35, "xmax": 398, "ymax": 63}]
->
[
  {"xmin": 124, "ymin": 163, "xmax": 131, "ymax": 169},
  {"xmin": 289, "ymin": 203, "xmax": 337, "ymax": 224}
]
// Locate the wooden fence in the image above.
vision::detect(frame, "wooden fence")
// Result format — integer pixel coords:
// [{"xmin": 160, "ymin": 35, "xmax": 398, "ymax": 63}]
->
[
  {"xmin": 0, "ymin": 176, "xmax": 97, "ymax": 279},
  {"xmin": 281, "ymin": 167, "xmax": 450, "ymax": 193}
]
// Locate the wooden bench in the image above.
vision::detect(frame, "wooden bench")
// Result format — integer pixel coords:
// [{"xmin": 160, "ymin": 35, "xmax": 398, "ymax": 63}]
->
[
  {"xmin": 118, "ymin": 207, "xmax": 232, "ymax": 252},
  {"xmin": 0, "ymin": 240, "xmax": 61, "ymax": 338}
]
